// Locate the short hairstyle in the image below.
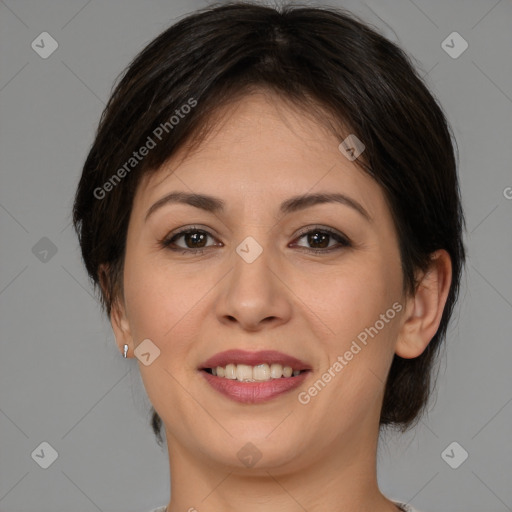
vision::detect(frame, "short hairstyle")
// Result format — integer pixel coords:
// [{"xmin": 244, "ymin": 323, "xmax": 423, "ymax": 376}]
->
[{"xmin": 73, "ymin": 2, "xmax": 466, "ymax": 446}]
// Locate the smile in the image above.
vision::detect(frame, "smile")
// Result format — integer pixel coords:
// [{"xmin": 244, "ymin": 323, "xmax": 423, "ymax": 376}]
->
[
  {"xmin": 199, "ymin": 349, "xmax": 312, "ymax": 403},
  {"xmin": 204, "ymin": 363, "xmax": 306, "ymax": 381}
]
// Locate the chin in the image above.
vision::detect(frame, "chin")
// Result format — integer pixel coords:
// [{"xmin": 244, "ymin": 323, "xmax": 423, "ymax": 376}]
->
[{"xmin": 202, "ymin": 429, "xmax": 304, "ymax": 470}]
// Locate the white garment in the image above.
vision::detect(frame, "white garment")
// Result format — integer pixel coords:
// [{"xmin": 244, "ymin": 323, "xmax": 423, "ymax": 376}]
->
[
  {"xmin": 147, "ymin": 502, "xmax": 421, "ymax": 512},
  {"xmin": 393, "ymin": 502, "xmax": 423, "ymax": 512}
]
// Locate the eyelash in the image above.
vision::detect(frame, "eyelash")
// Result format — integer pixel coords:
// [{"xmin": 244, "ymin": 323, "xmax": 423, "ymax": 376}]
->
[{"xmin": 159, "ymin": 225, "xmax": 352, "ymax": 255}]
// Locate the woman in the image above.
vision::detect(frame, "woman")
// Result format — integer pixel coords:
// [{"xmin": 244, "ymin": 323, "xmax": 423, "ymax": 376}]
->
[{"xmin": 72, "ymin": 3, "xmax": 465, "ymax": 511}]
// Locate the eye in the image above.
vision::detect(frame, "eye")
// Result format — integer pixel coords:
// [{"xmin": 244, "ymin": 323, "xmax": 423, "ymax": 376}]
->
[
  {"xmin": 159, "ymin": 225, "xmax": 351, "ymax": 255},
  {"xmin": 160, "ymin": 226, "xmax": 221, "ymax": 254},
  {"xmin": 291, "ymin": 226, "xmax": 351, "ymax": 254}
]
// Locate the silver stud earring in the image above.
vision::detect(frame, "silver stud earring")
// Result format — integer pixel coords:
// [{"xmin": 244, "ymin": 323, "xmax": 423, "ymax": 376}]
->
[{"xmin": 123, "ymin": 344, "xmax": 128, "ymax": 358}]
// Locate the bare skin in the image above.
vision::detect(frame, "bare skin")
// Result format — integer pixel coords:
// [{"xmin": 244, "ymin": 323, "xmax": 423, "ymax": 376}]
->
[{"xmin": 107, "ymin": 91, "xmax": 452, "ymax": 512}]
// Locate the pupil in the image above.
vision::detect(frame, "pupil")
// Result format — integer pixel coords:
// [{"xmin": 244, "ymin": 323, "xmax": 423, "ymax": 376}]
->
[
  {"xmin": 187, "ymin": 232, "xmax": 206, "ymax": 248},
  {"xmin": 309, "ymin": 232, "xmax": 328, "ymax": 248},
  {"xmin": 183, "ymin": 231, "xmax": 330, "ymax": 250}
]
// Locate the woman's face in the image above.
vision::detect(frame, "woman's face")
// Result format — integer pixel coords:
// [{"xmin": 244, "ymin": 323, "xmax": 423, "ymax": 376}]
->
[{"xmin": 115, "ymin": 92, "xmax": 409, "ymax": 473}]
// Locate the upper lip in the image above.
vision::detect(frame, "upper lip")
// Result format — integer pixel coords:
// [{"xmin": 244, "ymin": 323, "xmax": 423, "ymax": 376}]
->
[{"xmin": 199, "ymin": 349, "xmax": 311, "ymax": 370}]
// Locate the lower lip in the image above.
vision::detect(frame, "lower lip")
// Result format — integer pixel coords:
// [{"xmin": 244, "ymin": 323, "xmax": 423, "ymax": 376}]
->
[{"xmin": 200, "ymin": 370, "xmax": 309, "ymax": 404}]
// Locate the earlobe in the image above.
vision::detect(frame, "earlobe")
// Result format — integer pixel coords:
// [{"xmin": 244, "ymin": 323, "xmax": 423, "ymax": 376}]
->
[
  {"xmin": 110, "ymin": 298, "xmax": 132, "ymax": 355},
  {"xmin": 395, "ymin": 250, "xmax": 452, "ymax": 359},
  {"xmin": 98, "ymin": 263, "xmax": 133, "ymax": 357}
]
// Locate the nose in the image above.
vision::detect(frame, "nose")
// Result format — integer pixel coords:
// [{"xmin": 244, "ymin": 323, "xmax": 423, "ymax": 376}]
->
[{"xmin": 214, "ymin": 241, "xmax": 293, "ymax": 332}]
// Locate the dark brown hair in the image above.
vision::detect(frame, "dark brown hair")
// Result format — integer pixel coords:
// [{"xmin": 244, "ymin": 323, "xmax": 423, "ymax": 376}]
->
[{"xmin": 73, "ymin": 1, "xmax": 466, "ymax": 446}]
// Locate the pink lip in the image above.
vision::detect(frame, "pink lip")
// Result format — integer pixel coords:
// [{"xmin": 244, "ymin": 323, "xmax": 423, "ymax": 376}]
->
[
  {"xmin": 199, "ymin": 349, "xmax": 311, "ymax": 370},
  {"xmin": 198, "ymin": 349, "xmax": 312, "ymax": 404},
  {"xmin": 200, "ymin": 370, "xmax": 309, "ymax": 404}
]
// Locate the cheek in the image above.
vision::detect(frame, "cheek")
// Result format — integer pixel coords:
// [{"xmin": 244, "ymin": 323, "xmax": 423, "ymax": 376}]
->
[
  {"xmin": 308, "ymin": 253, "xmax": 403, "ymax": 413},
  {"xmin": 316, "ymin": 258, "xmax": 401, "ymax": 343},
  {"xmin": 122, "ymin": 251, "xmax": 194, "ymax": 345},
  {"xmin": 122, "ymin": 257, "xmax": 205, "ymax": 405},
  {"xmin": 122, "ymin": 250, "xmax": 219, "ymax": 378}
]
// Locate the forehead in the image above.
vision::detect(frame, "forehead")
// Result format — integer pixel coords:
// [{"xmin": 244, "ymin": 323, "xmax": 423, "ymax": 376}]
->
[{"xmin": 134, "ymin": 91, "xmax": 385, "ymax": 220}]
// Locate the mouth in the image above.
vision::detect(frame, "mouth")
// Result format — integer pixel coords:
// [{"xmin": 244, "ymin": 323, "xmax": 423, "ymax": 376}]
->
[
  {"xmin": 201, "ymin": 364, "xmax": 309, "ymax": 382},
  {"xmin": 199, "ymin": 349, "xmax": 312, "ymax": 403}
]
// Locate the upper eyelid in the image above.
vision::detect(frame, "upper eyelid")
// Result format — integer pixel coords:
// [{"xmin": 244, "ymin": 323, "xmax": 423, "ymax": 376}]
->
[
  {"xmin": 166, "ymin": 225, "xmax": 219, "ymax": 241},
  {"xmin": 294, "ymin": 225, "xmax": 347, "ymax": 238},
  {"xmin": 167, "ymin": 225, "xmax": 345, "ymax": 238},
  {"xmin": 165, "ymin": 225, "xmax": 349, "ymax": 247}
]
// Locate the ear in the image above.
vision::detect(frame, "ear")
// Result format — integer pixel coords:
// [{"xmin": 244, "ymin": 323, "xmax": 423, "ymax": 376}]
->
[
  {"xmin": 98, "ymin": 263, "xmax": 133, "ymax": 358},
  {"xmin": 395, "ymin": 250, "xmax": 452, "ymax": 359}
]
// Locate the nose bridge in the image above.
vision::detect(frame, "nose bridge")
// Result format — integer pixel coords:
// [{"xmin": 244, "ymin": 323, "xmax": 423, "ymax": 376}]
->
[
  {"xmin": 215, "ymin": 230, "xmax": 291, "ymax": 329},
  {"xmin": 231, "ymin": 232, "xmax": 275, "ymax": 301}
]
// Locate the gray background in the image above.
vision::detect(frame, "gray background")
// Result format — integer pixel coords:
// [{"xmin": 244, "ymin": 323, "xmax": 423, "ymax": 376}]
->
[{"xmin": 0, "ymin": 0, "xmax": 511, "ymax": 511}]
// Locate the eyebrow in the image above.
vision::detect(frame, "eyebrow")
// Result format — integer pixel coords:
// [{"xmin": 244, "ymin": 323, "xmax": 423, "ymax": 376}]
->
[{"xmin": 145, "ymin": 191, "xmax": 371, "ymax": 222}]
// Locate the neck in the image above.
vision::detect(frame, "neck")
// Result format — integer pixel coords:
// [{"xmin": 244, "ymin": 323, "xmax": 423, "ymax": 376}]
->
[{"xmin": 163, "ymin": 423, "xmax": 400, "ymax": 512}]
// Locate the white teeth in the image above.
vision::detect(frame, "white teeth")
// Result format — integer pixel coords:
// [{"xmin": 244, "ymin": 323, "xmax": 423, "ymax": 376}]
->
[
  {"xmin": 270, "ymin": 363, "xmax": 283, "ymax": 378},
  {"xmin": 253, "ymin": 364, "xmax": 270, "ymax": 381},
  {"xmin": 208, "ymin": 363, "xmax": 303, "ymax": 381},
  {"xmin": 236, "ymin": 364, "xmax": 253, "ymax": 382},
  {"xmin": 225, "ymin": 364, "xmax": 237, "ymax": 380}
]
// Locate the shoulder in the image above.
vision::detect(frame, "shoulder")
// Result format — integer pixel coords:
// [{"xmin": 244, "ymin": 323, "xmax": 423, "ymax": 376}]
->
[{"xmin": 146, "ymin": 507, "xmax": 166, "ymax": 512}]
